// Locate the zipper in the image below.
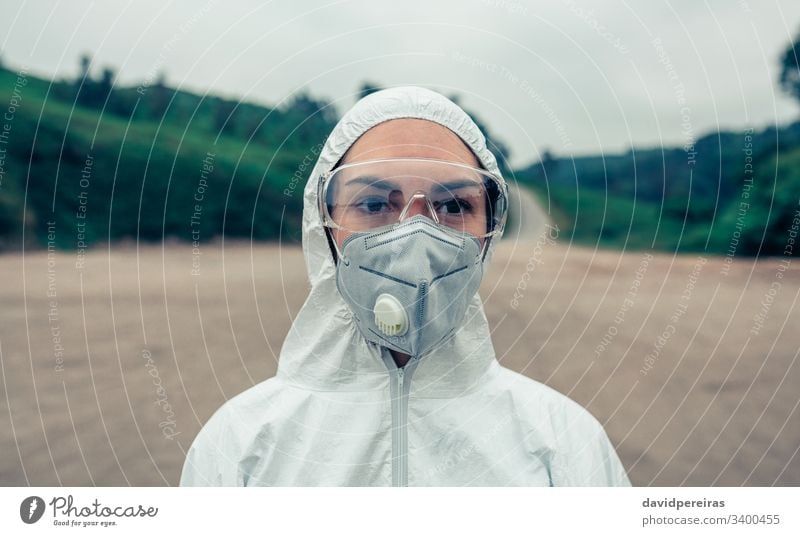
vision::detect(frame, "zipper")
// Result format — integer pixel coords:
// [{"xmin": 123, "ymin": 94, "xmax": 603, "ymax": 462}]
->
[
  {"xmin": 395, "ymin": 366, "xmax": 405, "ymax": 487},
  {"xmin": 383, "ymin": 351, "xmax": 418, "ymax": 487}
]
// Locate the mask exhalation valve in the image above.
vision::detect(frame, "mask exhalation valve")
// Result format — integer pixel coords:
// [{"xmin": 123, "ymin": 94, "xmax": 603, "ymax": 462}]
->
[{"xmin": 373, "ymin": 294, "xmax": 408, "ymax": 337}]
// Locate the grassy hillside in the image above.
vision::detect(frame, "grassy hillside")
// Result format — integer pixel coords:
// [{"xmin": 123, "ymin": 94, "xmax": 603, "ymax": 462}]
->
[
  {"xmin": 1, "ymin": 63, "xmax": 798, "ymax": 256},
  {"xmin": 517, "ymin": 125, "xmax": 800, "ymax": 255},
  {"xmin": 0, "ymin": 65, "xmax": 335, "ymax": 250}
]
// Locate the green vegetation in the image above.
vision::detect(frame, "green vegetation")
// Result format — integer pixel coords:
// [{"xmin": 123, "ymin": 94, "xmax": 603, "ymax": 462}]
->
[
  {"xmin": 516, "ymin": 123, "xmax": 800, "ymax": 256},
  {"xmin": 0, "ymin": 58, "xmax": 338, "ymax": 250},
  {"xmin": 1, "ymin": 30, "xmax": 800, "ymax": 257}
]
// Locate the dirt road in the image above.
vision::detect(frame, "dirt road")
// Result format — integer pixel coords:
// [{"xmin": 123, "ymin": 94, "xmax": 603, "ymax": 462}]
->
[{"xmin": 0, "ymin": 232, "xmax": 798, "ymax": 485}]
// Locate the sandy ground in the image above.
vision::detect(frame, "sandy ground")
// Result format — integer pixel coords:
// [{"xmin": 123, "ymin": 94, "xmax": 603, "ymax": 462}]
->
[{"xmin": 0, "ymin": 234, "xmax": 798, "ymax": 486}]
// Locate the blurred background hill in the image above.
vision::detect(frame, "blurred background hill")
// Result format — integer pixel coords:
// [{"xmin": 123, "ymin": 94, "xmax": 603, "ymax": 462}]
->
[{"xmin": 1, "ymin": 23, "xmax": 800, "ymax": 255}]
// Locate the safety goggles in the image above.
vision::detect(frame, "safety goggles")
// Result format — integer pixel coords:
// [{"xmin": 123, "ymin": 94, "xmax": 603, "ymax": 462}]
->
[{"xmin": 318, "ymin": 158, "xmax": 508, "ymax": 238}]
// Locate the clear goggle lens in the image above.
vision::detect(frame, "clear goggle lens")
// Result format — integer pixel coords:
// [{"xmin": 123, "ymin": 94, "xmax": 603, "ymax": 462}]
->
[{"xmin": 319, "ymin": 158, "xmax": 507, "ymax": 238}]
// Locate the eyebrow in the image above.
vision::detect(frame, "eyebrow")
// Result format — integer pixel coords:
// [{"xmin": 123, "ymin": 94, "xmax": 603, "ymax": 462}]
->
[
  {"xmin": 343, "ymin": 176, "xmax": 397, "ymax": 190},
  {"xmin": 343, "ymin": 176, "xmax": 481, "ymax": 192},
  {"xmin": 430, "ymin": 179, "xmax": 482, "ymax": 193}
]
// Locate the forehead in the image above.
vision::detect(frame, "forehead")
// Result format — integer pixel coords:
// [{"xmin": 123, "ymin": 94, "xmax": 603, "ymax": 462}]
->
[{"xmin": 341, "ymin": 118, "xmax": 481, "ymax": 167}]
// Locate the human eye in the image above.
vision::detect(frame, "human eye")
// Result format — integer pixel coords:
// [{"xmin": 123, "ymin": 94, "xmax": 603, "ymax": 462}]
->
[
  {"xmin": 353, "ymin": 195, "xmax": 392, "ymax": 214},
  {"xmin": 434, "ymin": 196, "xmax": 474, "ymax": 215}
]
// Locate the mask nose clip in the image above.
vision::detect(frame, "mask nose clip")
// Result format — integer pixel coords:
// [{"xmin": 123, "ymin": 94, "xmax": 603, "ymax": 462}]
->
[{"xmin": 397, "ymin": 191, "xmax": 440, "ymax": 225}]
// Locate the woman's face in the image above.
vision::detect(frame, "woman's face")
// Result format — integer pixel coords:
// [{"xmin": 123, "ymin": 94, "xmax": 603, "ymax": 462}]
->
[{"xmin": 330, "ymin": 118, "xmax": 486, "ymax": 249}]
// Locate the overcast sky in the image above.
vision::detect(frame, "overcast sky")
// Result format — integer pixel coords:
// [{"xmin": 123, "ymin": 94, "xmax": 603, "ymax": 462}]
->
[{"xmin": 2, "ymin": 0, "xmax": 800, "ymax": 168}]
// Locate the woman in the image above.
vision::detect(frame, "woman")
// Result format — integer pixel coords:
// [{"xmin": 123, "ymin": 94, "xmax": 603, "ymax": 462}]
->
[{"xmin": 180, "ymin": 86, "xmax": 631, "ymax": 486}]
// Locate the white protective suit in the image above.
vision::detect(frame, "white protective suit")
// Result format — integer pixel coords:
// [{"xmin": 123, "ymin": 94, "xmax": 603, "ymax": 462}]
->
[{"xmin": 180, "ymin": 86, "xmax": 632, "ymax": 486}]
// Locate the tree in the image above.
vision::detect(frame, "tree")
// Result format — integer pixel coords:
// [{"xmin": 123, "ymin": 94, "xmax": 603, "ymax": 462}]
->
[
  {"xmin": 358, "ymin": 82, "xmax": 382, "ymax": 99},
  {"xmin": 98, "ymin": 67, "xmax": 115, "ymax": 102},
  {"xmin": 213, "ymin": 98, "xmax": 238, "ymax": 134},
  {"xmin": 78, "ymin": 53, "xmax": 92, "ymax": 83},
  {"xmin": 714, "ymin": 148, "xmax": 800, "ymax": 256},
  {"xmin": 779, "ymin": 28, "xmax": 800, "ymax": 104},
  {"xmin": 75, "ymin": 54, "xmax": 97, "ymax": 107}
]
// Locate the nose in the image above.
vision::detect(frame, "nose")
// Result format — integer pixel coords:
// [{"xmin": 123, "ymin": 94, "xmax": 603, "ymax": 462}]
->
[
  {"xmin": 404, "ymin": 197, "xmax": 430, "ymax": 218},
  {"xmin": 398, "ymin": 191, "xmax": 438, "ymax": 223}
]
